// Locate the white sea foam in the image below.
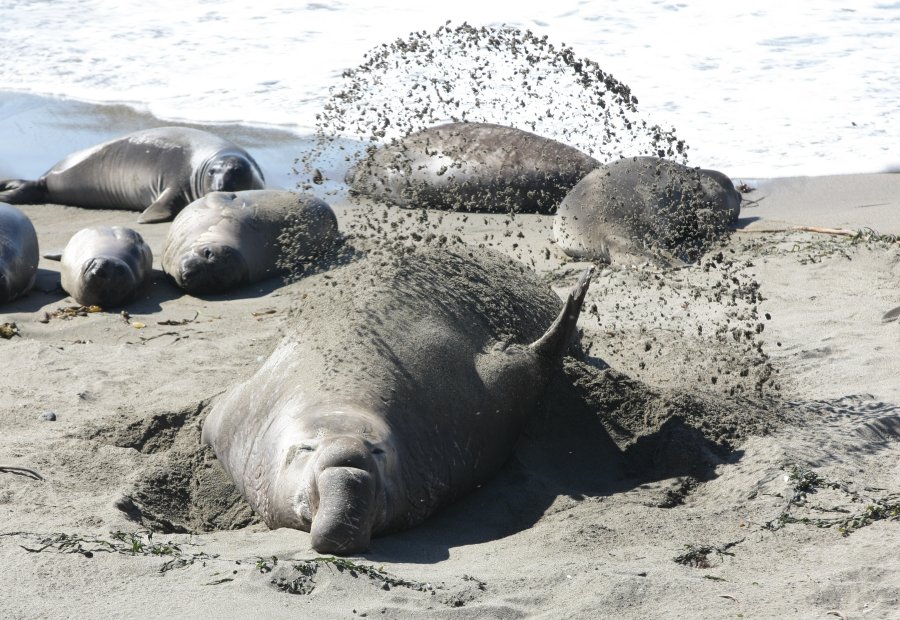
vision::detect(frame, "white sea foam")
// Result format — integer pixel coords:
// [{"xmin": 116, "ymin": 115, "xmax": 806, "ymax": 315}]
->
[{"xmin": 0, "ymin": 0, "xmax": 897, "ymax": 178}]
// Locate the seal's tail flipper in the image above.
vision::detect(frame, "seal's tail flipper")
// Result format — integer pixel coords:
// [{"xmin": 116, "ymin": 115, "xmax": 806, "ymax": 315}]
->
[
  {"xmin": 530, "ymin": 266, "xmax": 594, "ymax": 361},
  {"xmin": 0, "ymin": 179, "xmax": 48, "ymax": 204}
]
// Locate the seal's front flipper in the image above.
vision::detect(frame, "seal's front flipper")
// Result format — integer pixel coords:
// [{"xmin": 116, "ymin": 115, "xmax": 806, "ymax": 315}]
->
[
  {"xmin": 0, "ymin": 179, "xmax": 49, "ymax": 205},
  {"xmin": 530, "ymin": 266, "xmax": 594, "ymax": 361},
  {"xmin": 43, "ymin": 251, "xmax": 63, "ymax": 261},
  {"xmin": 138, "ymin": 187, "xmax": 180, "ymax": 224}
]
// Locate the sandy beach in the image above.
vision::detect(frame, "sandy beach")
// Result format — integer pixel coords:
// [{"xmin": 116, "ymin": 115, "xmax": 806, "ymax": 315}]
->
[{"xmin": 1, "ymin": 164, "xmax": 898, "ymax": 619}]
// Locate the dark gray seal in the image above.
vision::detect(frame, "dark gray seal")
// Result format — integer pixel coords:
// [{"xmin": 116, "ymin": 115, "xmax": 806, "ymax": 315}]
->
[
  {"xmin": 347, "ymin": 122, "xmax": 599, "ymax": 213},
  {"xmin": 201, "ymin": 244, "xmax": 592, "ymax": 554},
  {"xmin": 45, "ymin": 226, "xmax": 152, "ymax": 307},
  {"xmin": 162, "ymin": 190, "xmax": 339, "ymax": 295},
  {"xmin": 553, "ymin": 156, "xmax": 742, "ymax": 266},
  {"xmin": 0, "ymin": 203, "xmax": 39, "ymax": 304},
  {"xmin": 0, "ymin": 127, "xmax": 265, "ymax": 223}
]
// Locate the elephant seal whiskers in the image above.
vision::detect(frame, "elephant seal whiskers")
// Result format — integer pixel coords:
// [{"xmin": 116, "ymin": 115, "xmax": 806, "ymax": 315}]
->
[
  {"xmin": 0, "ymin": 127, "xmax": 265, "ymax": 223},
  {"xmin": 202, "ymin": 244, "xmax": 592, "ymax": 554}
]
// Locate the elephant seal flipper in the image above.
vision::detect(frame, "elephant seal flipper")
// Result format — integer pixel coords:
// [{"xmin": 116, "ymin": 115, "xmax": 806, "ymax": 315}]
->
[
  {"xmin": 0, "ymin": 180, "xmax": 48, "ymax": 205},
  {"xmin": 532, "ymin": 266, "xmax": 594, "ymax": 359},
  {"xmin": 137, "ymin": 187, "xmax": 180, "ymax": 224}
]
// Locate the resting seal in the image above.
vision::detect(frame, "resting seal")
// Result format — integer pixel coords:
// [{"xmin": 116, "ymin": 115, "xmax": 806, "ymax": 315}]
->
[
  {"xmin": 45, "ymin": 226, "xmax": 152, "ymax": 307},
  {"xmin": 0, "ymin": 127, "xmax": 265, "ymax": 223},
  {"xmin": 162, "ymin": 190, "xmax": 339, "ymax": 295},
  {"xmin": 202, "ymin": 244, "xmax": 592, "ymax": 554},
  {"xmin": 553, "ymin": 156, "xmax": 742, "ymax": 265},
  {"xmin": 0, "ymin": 203, "xmax": 39, "ymax": 304},
  {"xmin": 347, "ymin": 122, "xmax": 599, "ymax": 213}
]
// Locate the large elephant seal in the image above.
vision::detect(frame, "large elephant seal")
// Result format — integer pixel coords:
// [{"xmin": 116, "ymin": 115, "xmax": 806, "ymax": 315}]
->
[
  {"xmin": 0, "ymin": 203, "xmax": 39, "ymax": 304},
  {"xmin": 45, "ymin": 226, "xmax": 152, "ymax": 307},
  {"xmin": 553, "ymin": 156, "xmax": 742, "ymax": 266},
  {"xmin": 201, "ymin": 244, "xmax": 592, "ymax": 553},
  {"xmin": 347, "ymin": 122, "xmax": 599, "ymax": 213},
  {"xmin": 0, "ymin": 127, "xmax": 265, "ymax": 223},
  {"xmin": 162, "ymin": 190, "xmax": 339, "ymax": 295}
]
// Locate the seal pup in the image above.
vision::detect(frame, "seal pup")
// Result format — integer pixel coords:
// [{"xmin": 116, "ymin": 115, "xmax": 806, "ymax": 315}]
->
[
  {"xmin": 202, "ymin": 244, "xmax": 592, "ymax": 554},
  {"xmin": 347, "ymin": 122, "xmax": 599, "ymax": 213},
  {"xmin": 162, "ymin": 190, "xmax": 339, "ymax": 295},
  {"xmin": 0, "ymin": 127, "xmax": 265, "ymax": 223},
  {"xmin": 45, "ymin": 226, "xmax": 153, "ymax": 307},
  {"xmin": 0, "ymin": 203, "xmax": 39, "ymax": 304},
  {"xmin": 553, "ymin": 156, "xmax": 742, "ymax": 266}
]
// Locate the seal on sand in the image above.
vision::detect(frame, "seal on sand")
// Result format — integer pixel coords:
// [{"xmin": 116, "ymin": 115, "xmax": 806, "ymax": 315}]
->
[
  {"xmin": 0, "ymin": 127, "xmax": 265, "ymax": 224},
  {"xmin": 347, "ymin": 122, "xmax": 599, "ymax": 213},
  {"xmin": 201, "ymin": 244, "xmax": 592, "ymax": 554},
  {"xmin": 162, "ymin": 190, "xmax": 339, "ymax": 295},
  {"xmin": 0, "ymin": 203, "xmax": 39, "ymax": 304},
  {"xmin": 45, "ymin": 226, "xmax": 153, "ymax": 308},
  {"xmin": 553, "ymin": 156, "xmax": 741, "ymax": 266}
]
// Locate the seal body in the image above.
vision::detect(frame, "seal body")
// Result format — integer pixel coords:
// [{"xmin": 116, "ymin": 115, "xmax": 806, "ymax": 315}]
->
[
  {"xmin": 553, "ymin": 156, "xmax": 742, "ymax": 265},
  {"xmin": 201, "ymin": 245, "xmax": 591, "ymax": 553},
  {"xmin": 0, "ymin": 127, "xmax": 265, "ymax": 223},
  {"xmin": 162, "ymin": 190, "xmax": 339, "ymax": 295},
  {"xmin": 53, "ymin": 226, "xmax": 153, "ymax": 307},
  {"xmin": 347, "ymin": 122, "xmax": 599, "ymax": 213},
  {"xmin": 0, "ymin": 203, "xmax": 39, "ymax": 304}
]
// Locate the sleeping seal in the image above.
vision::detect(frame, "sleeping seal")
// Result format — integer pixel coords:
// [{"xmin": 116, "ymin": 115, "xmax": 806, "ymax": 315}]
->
[
  {"xmin": 162, "ymin": 190, "xmax": 339, "ymax": 295},
  {"xmin": 45, "ymin": 226, "xmax": 153, "ymax": 307},
  {"xmin": 0, "ymin": 203, "xmax": 39, "ymax": 304},
  {"xmin": 553, "ymin": 156, "xmax": 742, "ymax": 266},
  {"xmin": 347, "ymin": 121, "xmax": 599, "ymax": 213},
  {"xmin": 0, "ymin": 127, "xmax": 265, "ymax": 224},
  {"xmin": 201, "ymin": 244, "xmax": 592, "ymax": 554}
]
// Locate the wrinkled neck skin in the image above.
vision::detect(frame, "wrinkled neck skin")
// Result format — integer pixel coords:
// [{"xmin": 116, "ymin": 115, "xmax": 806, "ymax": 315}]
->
[{"xmin": 263, "ymin": 401, "xmax": 401, "ymax": 554}]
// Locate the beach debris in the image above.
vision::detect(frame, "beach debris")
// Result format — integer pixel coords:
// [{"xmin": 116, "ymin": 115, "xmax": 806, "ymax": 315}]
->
[
  {"xmin": 0, "ymin": 465, "xmax": 44, "ymax": 480},
  {"xmin": 271, "ymin": 557, "xmax": 435, "ymax": 596},
  {"xmin": 673, "ymin": 539, "xmax": 743, "ymax": 568},
  {"xmin": 0, "ymin": 322, "xmax": 19, "ymax": 338},
  {"xmin": 763, "ymin": 464, "xmax": 900, "ymax": 536},
  {"xmin": 15, "ymin": 530, "xmax": 215, "ymax": 571},
  {"xmin": 39, "ymin": 411, "xmax": 57, "ymax": 422},
  {"xmin": 42, "ymin": 305, "xmax": 102, "ymax": 321},
  {"xmin": 157, "ymin": 311, "xmax": 199, "ymax": 326}
]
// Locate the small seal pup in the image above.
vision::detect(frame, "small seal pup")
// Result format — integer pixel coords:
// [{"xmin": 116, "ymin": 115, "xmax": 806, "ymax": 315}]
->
[
  {"xmin": 553, "ymin": 156, "xmax": 742, "ymax": 266},
  {"xmin": 45, "ymin": 226, "xmax": 153, "ymax": 307},
  {"xmin": 162, "ymin": 190, "xmax": 339, "ymax": 295},
  {"xmin": 0, "ymin": 127, "xmax": 265, "ymax": 223},
  {"xmin": 202, "ymin": 244, "xmax": 592, "ymax": 554},
  {"xmin": 0, "ymin": 203, "xmax": 39, "ymax": 304},
  {"xmin": 347, "ymin": 121, "xmax": 599, "ymax": 213}
]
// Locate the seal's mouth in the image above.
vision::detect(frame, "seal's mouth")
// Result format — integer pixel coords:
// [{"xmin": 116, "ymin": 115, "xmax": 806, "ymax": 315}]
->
[{"xmin": 177, "ymin": 244, "xmax": 248, "ymax": 295}]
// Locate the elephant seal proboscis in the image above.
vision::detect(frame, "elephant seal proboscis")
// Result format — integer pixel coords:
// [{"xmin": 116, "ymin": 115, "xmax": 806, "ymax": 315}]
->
[
  {"xmin": 0, "ymin": 203, "xmax": 39, "ymax": 304},
  {"xmin": 0, "ymin": 127, "xmax": 265, "ymax": 224},
  {"xmin": 347, "ymin": 122, "xmax": 599, "ymax": 214},
  {"xmin": 45, "ymin": 226, "xmax": 153, "ymax": 308},
  {"xmin": 162, "ymin": 190, "xmax": 339, "ymax": 295},
  {"xmin": 553, "ymin": 156, "xmax": 742, "ymax": 266},
  {"xmin": 201, "ymin": 244, "xmax": 593, "ymax": 554}
]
